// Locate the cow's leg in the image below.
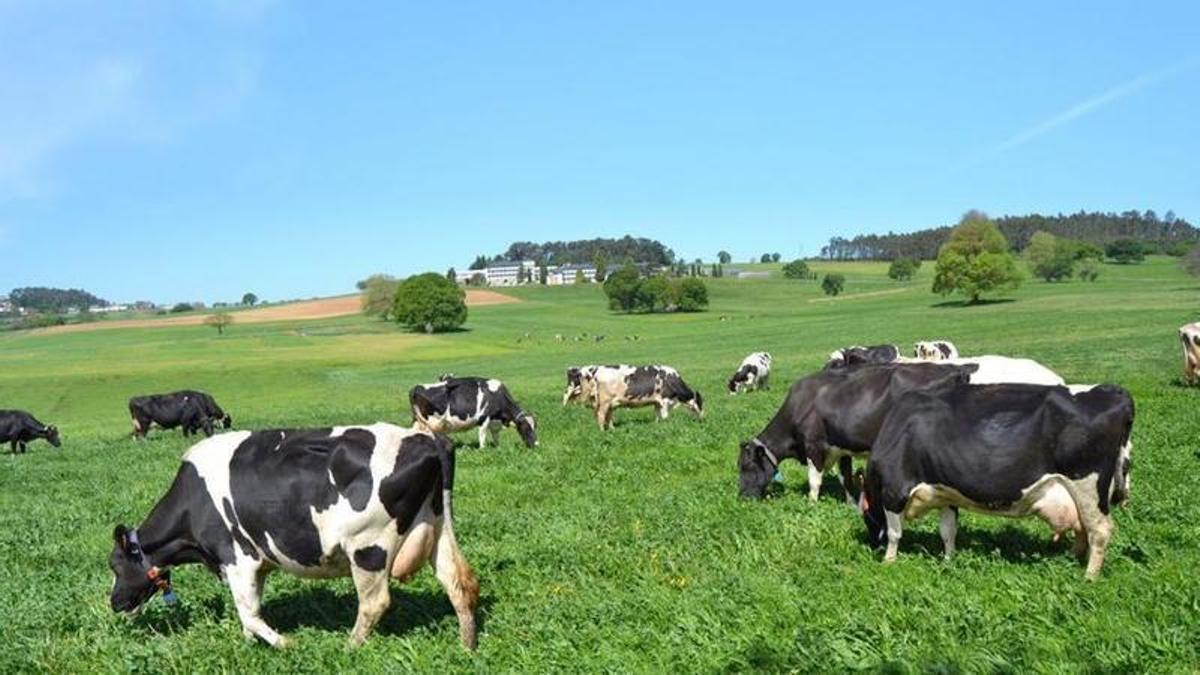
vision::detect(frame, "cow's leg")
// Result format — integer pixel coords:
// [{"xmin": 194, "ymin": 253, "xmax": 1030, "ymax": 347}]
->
[
  {"xmin": 348, "ymin": 563, "xmax": 392, "ymax": 647},
  {"xmin": 1083, "ymin": 515, "xmax": 1113, "ymax": 581},
  {"xmin": 883, "ymin": 510, "xmax": 904, "ymax": 563},
  {"xmin": 477, "ymin": 423, "xmax": 488, "ymax": 449},
  {"xmin": 430, "ymin": 522, "xmax": 480, "ymax": 650},
  {"xmin": 806, "ymin": 459, "xmax": 823, "ymax": 502},
  {"xmin": 1073, "ymin": 528, "xmax": 1090, "ymax": 559},
  {"xmin": 8, "ymin": 441, "xmax": 15, "ymax": 454},
  {"xmin": 939, "ymin": 507, "xmax": 959, "ymax": 560},
  {"xmin": 837, "ymin": 456, "xmax": 855, "ymax": 505},
  {"xmin": 227, "ymin": 564, "xmax": 291, "ymax": 648},
  {"xmin": 18, "ymin": 441, "xmax": 27, "ymax": 453},
  {"xmin": 657, "ymin": 402, "xmax": 670, "ymax": 420},
  {"xmin": 488, "ymin": 421, "xmax": 500, "ymax": 446}
]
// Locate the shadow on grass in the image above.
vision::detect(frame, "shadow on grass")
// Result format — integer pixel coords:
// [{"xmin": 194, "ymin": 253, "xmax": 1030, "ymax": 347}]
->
[
  {"xmin": 857, "ymin": 524, "xmax": 1091, "ymax": 565},
  {"xmin": 929, "ymin": 298, "xmax": 1017, "ymax": 309},
  {"xmin": 265, "ymin": 585, "xmax": 493, "ymax": 639}
]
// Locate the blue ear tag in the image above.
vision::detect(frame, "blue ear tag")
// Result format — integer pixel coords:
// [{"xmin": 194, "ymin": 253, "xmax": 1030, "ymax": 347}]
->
[
  {"xmin": 162, "ymin": 589, "xmax": 178, "ymax": 605},
  {"xmin": 772, "ymin": 471, "xmax": 783, "ymax": 483}
]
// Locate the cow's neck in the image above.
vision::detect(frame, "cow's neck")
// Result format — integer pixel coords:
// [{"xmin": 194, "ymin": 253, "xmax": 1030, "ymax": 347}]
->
[
  {"xmin": 135, "ymin": 487, "xmax": 215, "ymax": 570},
  {"xmin": 757, "ymin": 415, "xmax": 800, "ymax": 462}
]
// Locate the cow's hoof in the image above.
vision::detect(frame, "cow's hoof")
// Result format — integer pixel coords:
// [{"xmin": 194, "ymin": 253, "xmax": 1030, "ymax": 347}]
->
[{"xmin": 275, "ymin": 635, "xmax": 295, "ymax": 649}]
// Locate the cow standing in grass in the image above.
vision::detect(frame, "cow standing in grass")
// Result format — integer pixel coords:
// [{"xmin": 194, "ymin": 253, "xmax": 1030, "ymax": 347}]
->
[
  {"xmin": 108, "ymin": 423, "xmax": 479, "ymax": 648},
  {"xmin": 0, "ymin": 410, "xmax": 61, "ymax": 453},
  {"xmin": 410, "ymin": 376, "xmax": 537, "ymax": 449},
  {"xmin": 1180, "ymin": 323, "xmax": 1200, "ymax": 384},
  {"xmin": 129, "ymin": 390, "xmax": 231, "ymax": 439},
  {"xmin": 592, "ymin": 365, "xmax": 704, "ymax": 430},
  {"xmin": 728, "ymin": 352, "xmax": 772, "ymax": 394}
]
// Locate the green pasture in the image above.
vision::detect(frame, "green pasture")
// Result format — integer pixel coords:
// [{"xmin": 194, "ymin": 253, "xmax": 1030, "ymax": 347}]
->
[{"xmin": 1, "ymin": 257, "xmax": 1197, "ymax": 672}]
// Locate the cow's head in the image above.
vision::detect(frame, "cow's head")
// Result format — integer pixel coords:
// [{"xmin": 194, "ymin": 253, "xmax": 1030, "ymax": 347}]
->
[
  {"xmin": 109, "ymin": 525, "xmax": 171, "ymax": 613},
  {"xmin": 727, "ymin": 366, "xmax": 752, "ymax": 394},
  {"xmin": 562, "ymin": 368, "xmax": 583, "ymax": 406},
  {"xmin": 737, "ymin": 439, "xmax": 777, "ymax": 499},
  {"xmin": 685, "ymin": 390, "xmax": 704, "ymax": 418},
  {"xmin": 513, "ymin": 413, "xmax": 538, "ymax": 448},
  {"xmin": 44, "ymin": 425, "xmax": 61, "ymax": 447},
  {"xmin": 856, "ymin": 470, "xmax": 886, "ymax": 547},
  {"xmin": 220, "ymin": 413, "xmax": 233, "ymax": 429}
]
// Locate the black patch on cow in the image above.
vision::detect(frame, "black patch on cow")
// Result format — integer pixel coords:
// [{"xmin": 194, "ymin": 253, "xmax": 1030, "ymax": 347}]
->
[
  {"xmin": 353, "ymin": 545, "xmax": 387, "ymax": 571},
  {"xmin": 937, "ymin": 343, "xmax": 952, "ymax": 358},
  {"xmin": 379, "ymin": 434, "xmax": 452, "ymax": 534},
  {"xmin": 329, "ymin": 429, "xmax": 376, "ymax": 511},
  {"xmin": 625, "ymin": 368, "xmax": 659, "ymax": 399},
  {"xmin": 222, "ymin": 497, "xmax": 263, "ymax": 560}
]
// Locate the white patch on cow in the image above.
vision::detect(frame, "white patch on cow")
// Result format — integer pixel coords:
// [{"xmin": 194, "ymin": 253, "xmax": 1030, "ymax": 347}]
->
[
  {"xmin": 1067, "ymin": 384, "xmax": 1098, "ymax": 394},
  {"xmin": 938, "ymin": 508, "xmax": 958, "ymax": 559},
  {"xmin": 946, "ymin": 355, "xmax": 1065, "ymax": 386},
  {"xmin": 806, "ymin": 459, "xmax": 823, "ymax": 502},
  {"xmin": 486, "ymin": 379, "xmax": 501, "ymax": 393}
]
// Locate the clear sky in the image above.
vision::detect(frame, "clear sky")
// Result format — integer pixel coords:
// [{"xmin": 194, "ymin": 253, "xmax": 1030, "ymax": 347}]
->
[{"xmin": 1, "ymin": 1, "xmax": 1197, "ymax": 304}]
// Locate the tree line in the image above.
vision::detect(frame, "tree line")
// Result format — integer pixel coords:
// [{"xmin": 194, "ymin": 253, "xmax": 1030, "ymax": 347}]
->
[
  {"xmin": 7, "ymin": 287, "xmax": 108, "ymax": 313},
  {"xmin": 820, "ymin": 210, "xmax": 1197, "ymax": 260},
  {"xmin": 470, "ymin": 236, "xmax": 676, "ymax": 268}
]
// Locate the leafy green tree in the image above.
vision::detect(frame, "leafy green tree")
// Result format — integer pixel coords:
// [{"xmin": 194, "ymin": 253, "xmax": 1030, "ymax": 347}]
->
[
  {"xmin": 593, "ymin": 253, "xmax": 609, "ymax": 283},
  {"xmin": 932, "ymin": 213, "xmax": 1023, "ymax": 303},
  {"xmin": 759, "ymin": 253, "xmax": 772, "ymax": 263},
  {"xmin": 718, "ymin": 250, "xmax": 732, "ymax": 264},
  {"xmin": 887, "ymin": 258, "xmax": 920, "ymax": 281},
  {"xmin": 603, "ymin": 263, "xmax": 642, "ymax": 312},
  {"xmin": 637, "ymin": 274, "xmax": 672, "ymax": 312},
  {"xmin": 1024, "ymin": 231, "xmax": 1074, "ymax": 282},
  {"xmin": 782, "ymin": 259, "xmax": 811, "ymax": 279},
  {"xmin": 1077, "ymin": 258, "xmax": 1101, "ymax": 282},
  {"xmin": 771, "ymin": 252, "xmax": 781, "ymax": 263},
  {"xmin": 468, "ymin": 255, "xmax": 489, "ymax": 270},
  {"xmin": 538, "ymin": 261, "xmax": 548, "ymax": 284},
  {"xmin": 241, "ymin": 292, "xmax": 258, "ymax": 306},
  {"xmin": 821, "ymin": 273, "xmax": 845, "ymax": 296},
  {"xmin": 360, "ymin": 274, "xmax": 400, "ymax": 319},
  {"xmin": 1105, "ymin": 239, "xmax": 1145, "ymax": 264},
  {"xmin": 170, "ymin": 302, "xmax": 194, "ymax": 313},
  {"xmin": 675, "ymin": 278, "xmax": 708, "ymax": 311},
  {"xmin": 574, "ymin": 269, "xmax": 585, "ymax": 284},
  {"xmin": 392, "ymin": 273, "xmax": 467, "ymax": 333},
  {"xmin": 446, "ymin": 267, "xmax": 457, "ymax": 281},
  {"xmin": 204, "ymin": 311, "xmax": 234, "ymax": 335}
]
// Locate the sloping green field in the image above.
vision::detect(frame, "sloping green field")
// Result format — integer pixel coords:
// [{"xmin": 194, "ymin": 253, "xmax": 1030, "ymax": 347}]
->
[{"xmin": 2, "ymin": 258, "xmax": 1197, "ymax": 672}]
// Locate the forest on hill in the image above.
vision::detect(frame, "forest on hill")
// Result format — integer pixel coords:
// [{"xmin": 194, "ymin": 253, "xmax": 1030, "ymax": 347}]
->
[{"xmin": 470, "ymin": 236, "xmax": 675, "ymax": 268}]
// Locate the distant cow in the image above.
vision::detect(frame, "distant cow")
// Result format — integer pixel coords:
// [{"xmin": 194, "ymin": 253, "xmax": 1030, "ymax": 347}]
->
[
  {"xmin": 860, "ymin": 383, "xmax": 1133, "ymax": 579},
  {"xmin": 410, "ymin": 377, "xmax": 537, "ymax": 449},
  {"xmin": 129, "ymin": 390, "xmax": 229, "ymax": 439},
  {"xmin": 728, "ymin": 352, "xmax": 773, "ymax": 394},
  {"xmin": 0, "ymin": 410, "xmax": 61, "ymax": 453},
  {"xmin": 592, "ymin": 365, "xmax": 704, "ymax": 430},
  {"xmin": 913, "ymin": 340, "xmax": 959, "ymax": 361},
  {"xmin": 825, "ymin": 344, "xmax": 902, "ymax": 369},
  {"xmin": 108, "ymin": 424, "xmax": 479, "ymax": 648},
  {"xmin": 1180, "ymin": 323, "xmax": 1200, "ymax": 384},
  {"xmin": 562, "ymin": 364, "xmax": 630, "ymax": 406}
]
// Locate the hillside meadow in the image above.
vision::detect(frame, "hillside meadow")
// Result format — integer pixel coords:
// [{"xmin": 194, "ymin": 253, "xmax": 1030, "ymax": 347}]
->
[{"xmin": 1, "ymin": 257, "xmax": 1198, "ymax": 672}]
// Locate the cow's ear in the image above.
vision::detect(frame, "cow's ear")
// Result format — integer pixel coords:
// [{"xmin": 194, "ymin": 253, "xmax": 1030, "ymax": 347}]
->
[{"xmin": 113, "ymin": 524, "xmax": 128, "ymax": 546}]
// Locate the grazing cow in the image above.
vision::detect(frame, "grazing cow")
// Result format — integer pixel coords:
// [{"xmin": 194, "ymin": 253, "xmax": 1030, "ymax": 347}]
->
[
  {"xmin": 728, "ymin": 352, "xmax": 773, "ymax": 394},
  {"xmin": 825, "ymin": 344, "xmax": 902, "ymax": 369},
  {"xmin": 108, "ymin": 424, "xmax": 479, "ymax": 648},
  {"xmin": 1180, "ymin": 323, "xmax": 1200, "ymax": 384},
  {"xmin": 562, "ymin": 364, "xmax": 631, "ymax": 407},
  {"xmin": 913, "ymin": 340, "xmax": 959, "ymax": 361},
  {"xmin": 177, "ymin": 390, "xmax": 233, "ymax": 430},
  {"xmin": 129, "ymin": 391, "xmax": 223, "ymax": 439},
  {"xmin": 860, "ymin": 383, "xmax": 1133, "ymax": 579},
  {"xmin": 410, "ymin": 377, "xmax": 537, "ymax": 449},
  {"xmin": 592, "ymin": 365, "xmax": 704, "ymax": 430},
  {"xmin": 738, "ymin": 362, "xmax": 977, "ymax": 502},
  {"xmin": 0, "ymin": 410, "xmax": 61, "ymax": 453}
]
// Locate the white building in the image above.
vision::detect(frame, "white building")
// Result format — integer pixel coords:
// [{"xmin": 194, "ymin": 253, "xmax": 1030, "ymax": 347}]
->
[
  {"xmin": 0, "ymin": 296, "xmax": 10, "ymax": 314},
  {"xmin": 455, "ymin": 261, "xmax": 600, "ymax": 286}
]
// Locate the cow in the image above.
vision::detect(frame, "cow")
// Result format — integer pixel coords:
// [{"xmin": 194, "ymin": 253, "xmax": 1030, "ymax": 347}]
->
[
  {"xmin": 738, "ymin": 362, "xmax": 977, "ymax": 502},
  {"xmin": 0, "ymin": 410, "xmax": 61, "ymax": 453},
  {"xmin": 129, "ymin": 391, "xmax": 223, "ymax": 439},
  {"xmin": 178, "ymin": 390, "xmax": 233, "ymax": 430},
  {"xmin": 108, "ymin": 424, "xmax": 479, "ymax": 648},
  {"xmin": 562, "ymin": 365, "xmax": 630, "ymax": 407},
  {"xmin": 728, "ymin": 352, "xmax": 773, "ymax": 394},
  {"xmin": 410, "ymin": 376, "xmax": 537, "ymax": 449},
  {"xmin": 859, "ymin": 383, "xmax": 1133, "ymax": 580},
  {"xmin": 1180, "ymin": 323, "xmax": 1200, "ymax": 384},
  {"xmin": 825, "ymin": 344, "xmax": 903, "ymax": 369},
  {"xmin": 913, "ymin": 340, "xmax": 959, "ymax": 361},
  {"xmin": 592, "ymin": 365, "xmax": 704, "ymax": 430}
]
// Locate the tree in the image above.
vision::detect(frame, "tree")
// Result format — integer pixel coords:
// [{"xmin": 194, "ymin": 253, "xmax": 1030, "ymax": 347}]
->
[
  {"xmin": 637, "ymin": 274, "xmax": 672, "ymax": 312},
  {"xmin": 1106, "ymin": 239, "xmax": 1145, "ymax": 264},
  {"xmin": 392, "ymin": 273, "xmax": 467, "ymax": 333},
  {"xmin": 1078, "ymin": 258, "xmax": 1101, "ymax": 282},
  {"xmin": 760, "ymin": 253, "xmax": 772, "ymax": 263},
  {"xmin": 1183, "ymin": 245, "xmax": 1200, "ymax": 277},
  {"xmin": 204, "ymin": 311, "xmax": 233, "ymax": 335},
  {"xmin": 1024, "ymin": 231, "xmax": 1074, "ymax": 282},
  {"xmin": 771, "ymin": 252, "xmax": 781, "ymax": 263},
  {"xmin": 360, "ymin": 274, "xmax": 400, "ymax": 319},
  {"xmin": 931, "ymin": 214, "xmax": 1023, "ymax": 303},
  {"xmin": 594, "ymin": 253, "xmax": 608, "ymax": 283},
  {"xmin": 603, "ymin": 264, "xmax": 642, "ymax": 312},
  {"xmin": 446, "ymin": 267, "xmax": 457, "ymax": 282},
  {"xmin": 821, "ymin": 273, "xmax": 845, "ymax": 296},
  {"xmin": 887, "ymin": 258, "xmax": 920, "ymax": 281},
  {"xmin": 574, "ymin": 269, "xmax": 585, "ymax": 284},
  {"xmin": 538, "ymin": 261, "xmax": 548, "ymax": 284},
  {"xmin": 782, "ymin": 259, "xmax": 811, "ymax": 279},
  {"xmin": 468, "ymin": 255, "xmax": 489, "ymax": 270},
  {"xmin": 718, "ymin": 250, "xmax": 732, "ymax": 264},
  {"xmin": 241, "ymin": 292, "xmax": 258, "ymax": 306},
  {"xmin": 675, "ymin": 278, "xmax": 708, "ymax": 311},
  {"xmin": 170, "ymin": 302, "xmax": 193, "ymax": 313}
]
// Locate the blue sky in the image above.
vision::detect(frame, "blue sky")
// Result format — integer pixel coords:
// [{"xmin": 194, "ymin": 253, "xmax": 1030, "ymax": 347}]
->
[{"xmin": 1, "ymin": 1, "xmax": 1197, "ymax": 303}]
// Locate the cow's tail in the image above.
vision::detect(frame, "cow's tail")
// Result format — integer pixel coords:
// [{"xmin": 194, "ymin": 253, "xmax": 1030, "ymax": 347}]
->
[{"xmin": 435, "ymin": 433, "xmax": 457, "ymax": 523}]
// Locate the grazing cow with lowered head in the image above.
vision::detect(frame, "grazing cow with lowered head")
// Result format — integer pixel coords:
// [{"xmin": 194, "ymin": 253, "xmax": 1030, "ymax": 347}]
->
[
  {"xmin": 1180, "ymin": 323, "xmax": 1200, "ymax": 384},
  {"xmin": 410, "ymin": 376, "xmax": 537, "ymax": 449},
  {"xmin": 129, "ymin": 391, "xmax": 225, "ymax": 439},
  {"xmin": 860, "ymin": 383, "xmax": 1133, "ymax": 579},
  {"xmin": 728, "ymin": 352, "xmax": 772, "ymax": 394},
  {"xmin": 739, "ymin": 362, "xmax": 977, "ymax": 502},
  {"xmin": 177, "ymin": 390, "xmax": 233, "ymax": 429},
  {"xmin": 592, "ymin": 365, "xmax": 704, "ymax": 430},
  {"xmin": 108, "ymin": 424, "xmax": 479, "ymax": 648},
  {"xmin": 0, "ymin": 410, "xmax": 61, "ymax": 453},
  {"xmin": 825, "ymin": 344, "xmax": 903, "ymax": 369},
  {"xmin": 913, "ymin": 340, "xmax": 959, "ymax": 361}
]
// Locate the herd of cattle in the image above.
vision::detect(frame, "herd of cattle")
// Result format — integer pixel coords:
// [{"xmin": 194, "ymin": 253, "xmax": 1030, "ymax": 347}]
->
[{"xmin": 0, "ymin": 335, "xmax": 1155, "ymax": 649}]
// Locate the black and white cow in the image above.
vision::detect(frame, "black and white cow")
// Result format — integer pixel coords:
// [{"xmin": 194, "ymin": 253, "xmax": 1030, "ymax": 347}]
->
[
  {"xmin": 913, "ymin": 340, "xmax": 959, "ymax": 361},
  {"xmin": 410, "ymin": 377, "xmax": 537, "ymax": 449},
  {"xmin": 738, "ymin": 362, "xmax": 976, "ymax": 502},
  {"xmin": 0, "ymin": 410, "xmax": 61, "ymax": 453},
  {"xmin": 728, "ymin": 352, "xmax": 772, "ymax": 394},
  {"xmin": 108, "ymin": 424, "xmax": 479, "ymax": 648},
  {"xmin": 129, "ymin": 390, "xmax": 230, "ymax": 439},
  {"xmin": 592, "ymin": 365, "xmax": 704, "ymax": 430},
  {"xmin": 825, "ymin": 344, "xmax": 902, "ymax": 369},
  {"xmin": 860, "ymin": 383, "xmax": 1133, "ymax": 579},
  {"xmin": 1179, "ymin": 323, "xmax": 1200, "ymax": 384}
]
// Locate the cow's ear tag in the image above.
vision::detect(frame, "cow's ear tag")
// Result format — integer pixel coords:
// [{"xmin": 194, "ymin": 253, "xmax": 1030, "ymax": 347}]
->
[
  {"xmin": 772, "ymin": 471, "xmax": 783, "ymax": 483},
  {"xmin": 162, "ymin": 589, "xmax": 178, "ymax": 605}
]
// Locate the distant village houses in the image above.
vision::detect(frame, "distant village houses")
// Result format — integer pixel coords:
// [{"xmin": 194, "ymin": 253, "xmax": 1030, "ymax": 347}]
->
[{"xmin": 456, "ymin": 260, "xmax": 599, "ymax": 286}]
